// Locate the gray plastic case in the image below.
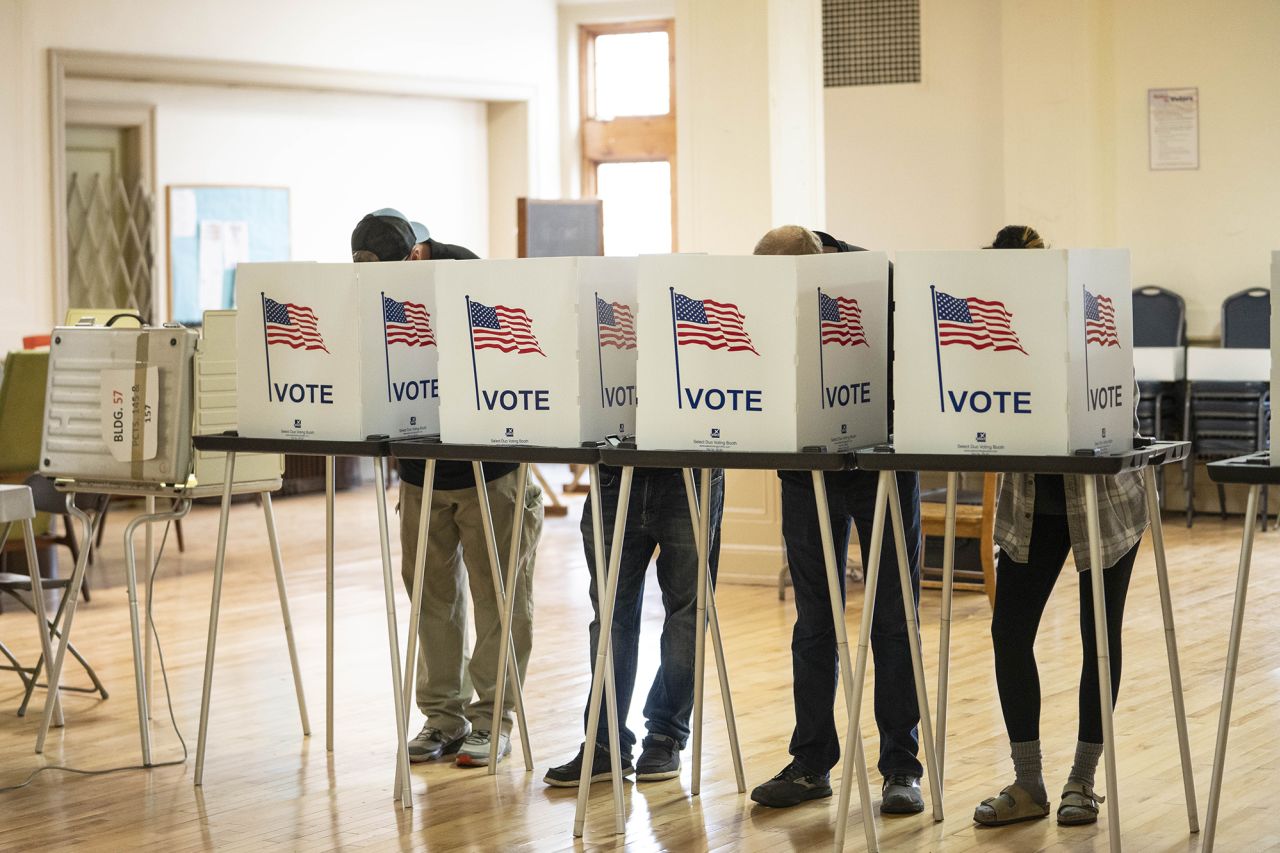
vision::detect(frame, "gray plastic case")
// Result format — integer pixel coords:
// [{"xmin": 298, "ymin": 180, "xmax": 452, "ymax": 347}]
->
[{"xmin": 41, "ymin": 325, "xmax": 197, "ymax": 487}]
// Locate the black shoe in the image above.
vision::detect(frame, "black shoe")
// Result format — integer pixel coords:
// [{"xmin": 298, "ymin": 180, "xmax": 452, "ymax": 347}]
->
[
  {"xmin": 881, "ymin": 774, "xmax": 925, "ymax": 815},
  {"xmin": 636, "ymin": 734, "xmax": 681, "ymax": 781},
  {"xmin": 750, "ymin": 761, "xmax": 833, "ymax": 808},
  {"xmin": 543, "ymin": 743, "xmax": 634, "ymax": 788}
]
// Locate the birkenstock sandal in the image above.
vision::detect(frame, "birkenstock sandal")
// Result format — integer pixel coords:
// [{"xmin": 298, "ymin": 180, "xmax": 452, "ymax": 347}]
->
[
  {"xmin": 1058, "ymin": 781, "xmax": 1104, "ymax": 825},
  {"xmin": 973, "ymin": 783, "xmax": 1051, "ymax": 826}
]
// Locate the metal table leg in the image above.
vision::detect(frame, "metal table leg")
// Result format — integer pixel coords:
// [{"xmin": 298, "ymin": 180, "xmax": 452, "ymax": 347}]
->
[
  {"xmin": 885, "ymin": 474, "xmax": 943, "ymax": 822},
  {"xmin": 121, "ymin": 497, "xmax": 191, "ymax": 766},
  {"xmin": 194, "ymin": 454, "xmax": 237, "ymax": 783},
  {"xmin": 1143, "ymin": 466, "xmax": 1198, "ymax": 834},
  {"xmin": 325, "ymin": 455, "xmax": 336, "ymax": 753},
  {"xmin": 1203, "ymin": 482, "xmax": 1260, "ymax": 852},
  {"xmin": 575, "ymin": 466, "xmax": 634, "ymax": 838},
  {"xmin": 810, "ymin": 471, "xmax": 877, "ymax": 853},
  {"xmin": 835, "ymin": 469, "xmax": 890, "ymax": 852},
  {"xmin": 682, "ymin": 467, "xmax": 745, "ymax": 795},
  {"xmin": 395, "ymin": 460, "xmax": 435, "ymax": 797},
  {"xmin": 262, "ymin": 492, "xmax": 310, "ymax": 737},
  {"xmin": 22, "ymin": 517, "xmax": 63, "ymax": 728},
  {"xmin": 936, "ymin": 472, "xmax": 958, "ymax": 784},
  {"xmin": 37, "ymin": 495, "xmax": 99, "ymax": 753},
  {"xmin": 1081, "ymin": 474, "xmax": 1122, "ymax": 852},
  {"xmin": 490, "ymin": 462, "xmax": 532, "ymax": 769},
  {"xmin": 373, "ymin": 460, "xmax": 414, "ymax": 807},
  {"xmin": 472, "ymin": 462, "xmax": 534, "ymax": 774},
  {"xmin": 144, "ymin": 495, "xmax": 154, "ymax": 722},
  {"xmin": 573, "ymin": 462, "xmax": 628, "ymax": 836}
]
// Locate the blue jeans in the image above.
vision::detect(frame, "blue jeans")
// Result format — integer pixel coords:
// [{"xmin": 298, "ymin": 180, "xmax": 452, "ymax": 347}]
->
[
  {"xmin": 780, "ymin": 469, "xmax": 923, "ymax": 777},
  {"xmin": 581, "ymin": 466, "xmax": 724, "ymax": 759}
]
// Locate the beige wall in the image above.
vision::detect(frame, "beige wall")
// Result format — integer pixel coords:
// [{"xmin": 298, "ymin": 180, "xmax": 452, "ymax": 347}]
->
[
  {"xmin": 0, "ymin": 0, "xmax": 560, "ymax": 351},
  {"xmin": 824, "ymin": 0, "xmax": 1280, "ymax": 339}
]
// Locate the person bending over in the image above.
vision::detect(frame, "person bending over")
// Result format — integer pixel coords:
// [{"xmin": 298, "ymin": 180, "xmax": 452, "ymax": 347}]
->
[
  {"xmin": 351, "ymin": 209, "xmax": 543, "ymax": 767},
  {"xmin": 748, "ymin": 225, "xmax": 926, "ymax": 815},
  {"xmin": 972, "ymin": 224, "xmax": 1145, "ymax": 827}
]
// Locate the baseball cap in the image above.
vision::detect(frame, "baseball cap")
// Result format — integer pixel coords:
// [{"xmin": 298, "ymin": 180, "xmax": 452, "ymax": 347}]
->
[
  {"xmin": 372, "ymin": 207, "xmax": 430, "ymax": 244},
  {"xmin": 351, "ymin": 213, "xmax": 415, "ymax": 262}
]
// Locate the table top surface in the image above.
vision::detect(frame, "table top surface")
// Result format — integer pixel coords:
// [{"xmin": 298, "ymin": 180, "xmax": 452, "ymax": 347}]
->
[
  {"xmin": 1207, "ymin": 452, "xmax": 1280, "ymax": 484},
  {"xmin": 391, "ymin": 438, "xmax": 601, "ymax": 465},
  {"xmin": 193, "ymin": 433, "xmax": 391, "ymax": 457},
  {"xmin": 855, "ymin": 440, "xmax": 1190, "ymax": 475}
]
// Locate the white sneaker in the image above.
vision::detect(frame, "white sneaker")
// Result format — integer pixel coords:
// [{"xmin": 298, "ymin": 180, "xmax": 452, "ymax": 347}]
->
[{"xmin": 455, "ymin": 729, "xmax": 511, "ymax": 767}]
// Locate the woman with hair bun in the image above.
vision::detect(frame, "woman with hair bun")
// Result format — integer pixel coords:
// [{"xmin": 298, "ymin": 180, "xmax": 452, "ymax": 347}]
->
[{"xmin": 973, "ymin": 225, "xmax": 1147, "ymax": 829}]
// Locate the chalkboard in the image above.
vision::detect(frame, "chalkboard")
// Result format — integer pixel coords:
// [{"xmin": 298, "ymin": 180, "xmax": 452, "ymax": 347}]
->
[
  {"xmin": 517, "ymin": 198, "xmax": 604, "ymax": 258},
  {"xmin": 167, "ymin": 185, "xmax": 291, "ymax": 324}
]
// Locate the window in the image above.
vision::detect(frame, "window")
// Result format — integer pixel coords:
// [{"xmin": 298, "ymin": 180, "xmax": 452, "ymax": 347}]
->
[{"xmin": 579, "ymin": 19, "xmax": 676, "ymax": 254}]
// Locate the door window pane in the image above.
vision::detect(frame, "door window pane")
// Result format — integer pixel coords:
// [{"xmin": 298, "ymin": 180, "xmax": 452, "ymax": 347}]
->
[
  {"xmin": 593, "ymin": 31, "xmax": 670, "ymax": 119},
  {"xmin": 597, "ymin": 161, "xmax": 672, "ymax": 256}
]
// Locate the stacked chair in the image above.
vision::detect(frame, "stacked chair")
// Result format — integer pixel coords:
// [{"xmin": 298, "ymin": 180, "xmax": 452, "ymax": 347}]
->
[
  {"xmin": 1133, "ymin": 286, "xmax": 1187, "ymax": 508},
  {"xmin": 1183, "ymin": 288, "xmax": 1271, "ymax": 527}
]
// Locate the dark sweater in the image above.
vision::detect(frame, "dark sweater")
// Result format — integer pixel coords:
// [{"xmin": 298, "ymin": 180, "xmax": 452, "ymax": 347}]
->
[{"xmin": 397, "ymin": 239, "xmax": 516, "ymax": 490}]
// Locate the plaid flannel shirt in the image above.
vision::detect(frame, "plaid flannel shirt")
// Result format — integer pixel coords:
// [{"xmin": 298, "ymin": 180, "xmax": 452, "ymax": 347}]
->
[{"xmin": 994, "ymin": 381, "xmax": 1148, "ymax": 573}]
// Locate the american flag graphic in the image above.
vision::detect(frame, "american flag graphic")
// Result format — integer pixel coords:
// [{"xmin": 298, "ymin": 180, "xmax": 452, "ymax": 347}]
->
[
  {"xmin": 673, "ymin": 291, "xmax": 758, "ymax": 354},
  {"xmin": 819, "ymin": 292, "xmax": 868, "ymax": 347},
  {"xmin": 934, "ymin": 290, "xmax": 1026, "ymax": 354},
  {"xmin": 469, "ymin": 299, "xmax": 545, "ymax": 356},
  {"xmin": 264, "ymin": 298, "xmax": 328, "ymax": 352},
  {"xmin": 383, "ymin": 295, "xmax": 435, "ymax": 347},
  {"xmin": 596, "ymin": 297, "xmax": 636, "ymax": 349},
  {"xmin": 1084, "ymin": 288, "xmax": 1119, "ymax": 347}
]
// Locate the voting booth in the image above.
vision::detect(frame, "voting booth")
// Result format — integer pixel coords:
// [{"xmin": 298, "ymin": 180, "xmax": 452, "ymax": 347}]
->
[
  {"xmin": 235, "ymin": 261, "xmax": 439, "ymax": 442},
  {"xmin": 634, "ymin": 252, "xmax": 889, "ymax": 452},
  {"xmin": 435, "ymin": 256, "xmax": 638, "ymax": 447},
  {"xmin": 894, "ymin": 249, "xmax": 1134, "ymax": 455}
]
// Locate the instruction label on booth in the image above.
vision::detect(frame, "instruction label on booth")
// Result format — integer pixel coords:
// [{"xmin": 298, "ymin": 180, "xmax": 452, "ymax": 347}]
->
[{"xmin": 101, "ymin": 367, "xmax": 158, "ymax": 462}]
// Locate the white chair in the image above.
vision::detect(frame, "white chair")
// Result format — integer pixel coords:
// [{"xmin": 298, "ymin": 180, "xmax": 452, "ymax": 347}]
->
[{"xmin": 0, "ymin": 484, "xmax": 106, "ymax": 720}]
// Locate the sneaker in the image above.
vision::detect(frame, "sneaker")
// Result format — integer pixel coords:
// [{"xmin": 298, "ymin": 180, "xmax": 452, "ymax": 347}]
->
[
  {"xmin": 407, "ymin": 722, "xmax": 470, "ymax": 764},
  {"xmin": 750, "ymin": 761, "xmax": 832, "ymax": 808},
  {"xmin": 455, "ymin": 729, "xmax": 511, "ymax": 767},
  {"xmin": 543, "ymin": 743, "xmax": 635, "ymax": 787},
  {"xmin": 880, "ymin": 774, "xmax": 925, "ymax": 815},
  {"xmin": 636, "ymin": 734, "xmax": 681, "ymax": 782}
]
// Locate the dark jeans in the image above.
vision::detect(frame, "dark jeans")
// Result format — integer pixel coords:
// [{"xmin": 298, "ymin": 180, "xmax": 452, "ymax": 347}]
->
[
  {"xmin": 581, "ymin": 467, "xmax": 725, "ymax": 759},
  {"xmin": 991, "ymin": 512, "xmax": 1138, "ymax": 744},
  {"xmin": 780, "ymin": 469, "xmax": 923, "ymax": 777}
]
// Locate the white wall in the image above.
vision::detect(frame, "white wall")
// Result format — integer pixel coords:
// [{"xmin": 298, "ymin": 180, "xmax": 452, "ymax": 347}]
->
[
  {"xmin": 0, "ymin": 0, "xmax": 558, "ymax": 350},
  {"xmin": 823, "ymin": 0, "xmax": 1280, "ymax": 339},
  {"xmin": 67, "ymin": 79, "xmax": 489, "ymax": 319}
]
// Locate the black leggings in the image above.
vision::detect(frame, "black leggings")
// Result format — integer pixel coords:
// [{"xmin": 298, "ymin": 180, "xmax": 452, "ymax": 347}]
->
[{"xmin": 991, "ymin": 513, "xmax": 1138, "ymax": 744}]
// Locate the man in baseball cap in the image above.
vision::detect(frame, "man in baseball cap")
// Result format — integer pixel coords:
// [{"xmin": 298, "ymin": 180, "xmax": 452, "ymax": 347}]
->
[{"xmin": 350, "ymin": 209, "xmax": 417, "ymax": 262}]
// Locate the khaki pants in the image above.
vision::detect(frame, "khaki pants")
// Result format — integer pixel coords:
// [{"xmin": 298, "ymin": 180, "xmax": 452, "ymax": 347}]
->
[{"xmin": 398, "ymin": 468, "xmax": 541, "ymax": 735}]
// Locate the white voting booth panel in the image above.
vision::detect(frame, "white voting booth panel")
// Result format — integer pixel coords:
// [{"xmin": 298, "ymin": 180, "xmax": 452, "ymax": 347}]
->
[
  {"xmin": 435, "ymin": 256, "xmax": 638, "ymax": 446},
  {"xmin": 235, "ymin": 262, "xmax": 439, "ymax": 442},
  {"xmin": 634, "ymin": 253, "xmax": 889, "ymax": 452},
  {"xmin": 1135, "ymin": 347, "xmax": 1186, "ymax": 382},
  {"xmin": 894, "ymin": 249, "xmax": 1134, "ymax": 455},
  {"xmin": 1272, "ymin": 251, "xmax": 1279, "ymax": 465},
  {"xmin": 1186, "ymin": 347, "xmax": 1269, "ymax": 381}
]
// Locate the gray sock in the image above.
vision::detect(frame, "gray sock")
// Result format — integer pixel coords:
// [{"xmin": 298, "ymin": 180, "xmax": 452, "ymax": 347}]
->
[
  {"xmin": 1011, "ymin": 740, "xmax": 1047, "ymax": 805},
  {"xmin": 1068, "ymin": 740, "xmax": 1104, "ymax": 788}
]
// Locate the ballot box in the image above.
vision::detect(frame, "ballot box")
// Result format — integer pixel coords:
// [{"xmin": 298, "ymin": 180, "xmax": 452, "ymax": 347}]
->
[
  {"xmin": 1134, "ymin": 347, "xmax": 1185, "ymax": 382},
  {"xmin": 894, "ymin": 249, "xmax": 1134, "ymax": 455},
  {"xmin": 634, "ymin": 252, "xmax": 890, "ymax": 452},
  {"xmin": 234, "ymin": 261, "xmax": 438, "ymax": 442},
  {"xmin": 434, "ymin": 256, "xmax": 638, "ymax": 447}
]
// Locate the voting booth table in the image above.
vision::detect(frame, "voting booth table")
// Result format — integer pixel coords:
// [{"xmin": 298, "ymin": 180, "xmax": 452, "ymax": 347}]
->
[
  {"xmin": 33, "ymin": 313, "xmax": 299, "ymax": 770},
  {"xmin": 838, "ymin": 249, "xmax": 1199, "ymax": 852},
  {"xmin": 191, "ymin": 261, "xmax": 445, "ymax": 804}
]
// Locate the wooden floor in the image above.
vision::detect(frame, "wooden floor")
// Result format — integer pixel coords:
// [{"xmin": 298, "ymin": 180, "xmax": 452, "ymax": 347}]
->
[{"xmin": 1, "ymin": 474, "xmax": 1277, "ymax": 852}]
